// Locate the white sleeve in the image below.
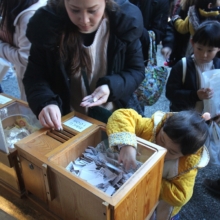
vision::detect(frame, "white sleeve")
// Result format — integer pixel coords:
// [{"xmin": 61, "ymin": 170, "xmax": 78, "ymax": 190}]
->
[{"xmin": 0, "ymin": 11, "xmax": 34, "ymax": 67}]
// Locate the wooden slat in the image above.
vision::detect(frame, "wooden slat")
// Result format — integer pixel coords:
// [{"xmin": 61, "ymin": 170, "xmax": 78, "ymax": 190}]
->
[
  {"xmin": 46, "ymin": 131, "xmax": 66, "ymax": 143},
  {"xmin": 50, "ymin": 130, "xmax": 71, "ymax": 140},
  {"xmin": 42, "ymin": 164, "xmax": 55, "ymax": 201},
  {"xmin": 102, "ymin": 202, "xmax": 111, "ymax": 220},
  {"xmin": 59, "ymin": 130, "xmax": 74, "ymax": 138}
]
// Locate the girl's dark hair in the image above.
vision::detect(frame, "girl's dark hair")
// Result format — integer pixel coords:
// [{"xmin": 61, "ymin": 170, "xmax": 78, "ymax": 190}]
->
[
  {"xmin": 163, "ymin": 110, "xmax": 209, "ymax": 155},
  {"xmin": 192, "ymin": 21, "xmax": 220, "ymax": 47},
  {"xmin": 195, "ymin": 0, "xmax": 217, "ymax": 10},
  {"xmin": 0, "ymin": 0, "xmax": 38, "ymax": 35},
  {"xmin": 48, "ymin": 0, "xmax": 117, "ymax": 75}
]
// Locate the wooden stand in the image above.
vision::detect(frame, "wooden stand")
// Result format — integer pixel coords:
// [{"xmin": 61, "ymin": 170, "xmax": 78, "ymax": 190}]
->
[
  {"xmin": 0, "ymin": 93, "xmax": 40, "ymax": 197},
  {"xmin": 0, "ymin": 148, "xmax": 25, "ymax": 197}
]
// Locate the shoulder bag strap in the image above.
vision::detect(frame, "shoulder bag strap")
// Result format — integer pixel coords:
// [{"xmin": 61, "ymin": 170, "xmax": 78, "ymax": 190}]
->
[{"xmin": 81, "ymin": 68, "xmax": 91, "ymax": 95}]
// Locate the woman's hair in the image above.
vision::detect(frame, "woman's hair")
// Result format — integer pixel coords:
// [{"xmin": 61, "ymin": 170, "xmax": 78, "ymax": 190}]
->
[
  {"xmin": 0, "ymin": 0, "xmax": 38, "ymax": 35},
  {"xmin": 195, "ymin": 0, "xmax": 217, "ymax": 10},
  {"xmin": 47, "ymin": 0, "xmax": 117, "ymax": 75},
  {"xmin": 192, "ymin": 21, "xmax": 220, "ymax": 47},
  {"xmin": 163, "ymin": 110, "xmax": 209, "ymax": 155}
]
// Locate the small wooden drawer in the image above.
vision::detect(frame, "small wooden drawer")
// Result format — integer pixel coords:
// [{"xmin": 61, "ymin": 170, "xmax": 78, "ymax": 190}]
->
[{"xmin": 20, "ymin": 156, "xmax": 47, "ymax": 203}]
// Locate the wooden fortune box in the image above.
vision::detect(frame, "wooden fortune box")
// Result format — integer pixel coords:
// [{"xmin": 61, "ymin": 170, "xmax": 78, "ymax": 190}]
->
[{"xmin": 15, "ymin": 110, "xmax": 166, "ymax": 220}]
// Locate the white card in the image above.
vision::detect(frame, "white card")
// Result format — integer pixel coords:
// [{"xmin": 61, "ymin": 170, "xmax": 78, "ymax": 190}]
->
[
  {"xmin": 87, "ymin": 176, "xmax": 104, "ymax": 186},
  {"xmin": 66, "ymin": 161, "xmax": 74, "ymax": 172},
  {"xmin": 80, "ymin": 169, "xmax": 98, "ymax": 180},
  {"xmin": 63, "ymin": 116, "xmax": 92, "ymax": 132},
  {"xmin": 0, "ymin": 95, "xmax": 12, "ymax": 104}
]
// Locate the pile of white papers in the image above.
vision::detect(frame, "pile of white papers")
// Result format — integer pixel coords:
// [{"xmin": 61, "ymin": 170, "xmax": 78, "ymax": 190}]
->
[{"xmin": 66, "ymin": 141, "xmax": 142, "ymax": 196}]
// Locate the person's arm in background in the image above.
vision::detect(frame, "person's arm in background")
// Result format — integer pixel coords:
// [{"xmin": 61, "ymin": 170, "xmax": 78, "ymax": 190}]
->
[
  {"xmin": 161, "ymin": 20, "xmax": 176, "ymax": 61},
  {"xmin": 149, "ymin": 0, "xmax": 170, "ymax": 45},
  {"xmin": 172, "ymin": 15, "xmax": 190, "ymax": 34},
  {"xmin": 134, "ymin": 0, "xmax": 169, "ymax": 61},
  {"xmin": 0, "ymin": 11, "xmax": 34, "ymax": 67},
  {"xmin": 161, "ymin": 6, "xmax": 190, "ymax": 63}
]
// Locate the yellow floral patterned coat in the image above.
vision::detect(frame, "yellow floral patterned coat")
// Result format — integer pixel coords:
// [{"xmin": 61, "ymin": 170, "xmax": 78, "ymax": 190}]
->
[{"xmin": 106, "ymin": 109, "xmax": 209, "ymax": 219}]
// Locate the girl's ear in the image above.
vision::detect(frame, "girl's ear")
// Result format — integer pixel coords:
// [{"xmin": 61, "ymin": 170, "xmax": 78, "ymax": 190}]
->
[{"xmin": 190, "ymin": 38, "xmax": 194, "ymax": 46}]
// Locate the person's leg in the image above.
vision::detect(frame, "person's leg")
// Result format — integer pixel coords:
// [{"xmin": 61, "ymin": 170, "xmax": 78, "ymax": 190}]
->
[{"xmin": 203, "ymin": 178, "xmax": 220, "ymax": 195}]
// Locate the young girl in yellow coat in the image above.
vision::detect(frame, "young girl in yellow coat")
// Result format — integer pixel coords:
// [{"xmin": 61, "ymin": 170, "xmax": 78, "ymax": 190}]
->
[
  {"xmin": 106, "ymin": 109, "xmax": 210, "ymax": 220},
  {"xmin": 172, "ymin": 0, "xmax": 220, "ymax": 36}
]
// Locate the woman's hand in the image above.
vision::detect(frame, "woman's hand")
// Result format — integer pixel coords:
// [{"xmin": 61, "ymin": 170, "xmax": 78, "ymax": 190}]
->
[
  {"xmin": 80, "ymin": 84, "xmax": 110, "ymax": 107},
  {"xmin": 118, "ymin": 145, "xmax": 137, "ymax": 171},
  {"xmin": 38, "ymin": 104, "xmax": 62, "ymax": 130},
  {"xmin": 161, "ymin": 47, "xmax": 172, "ymax": 60},
  {"xmin": 197, "ymin": 88, "xmax": 213, "ymax": 100},
  {"xmin": 203, "ymin": 112, "xmax": 220, "ymax": 124}
]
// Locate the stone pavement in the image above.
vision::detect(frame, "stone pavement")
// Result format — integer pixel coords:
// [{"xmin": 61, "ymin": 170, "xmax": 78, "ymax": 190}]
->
[{"xmin": 1, "ymin": 45, "xmax": 220, "ymax": 219}]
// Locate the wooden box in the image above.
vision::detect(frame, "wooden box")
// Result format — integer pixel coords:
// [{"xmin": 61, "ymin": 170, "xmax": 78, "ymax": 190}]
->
[
  {"xmin": 13, "ymin": 111, "xmax": 105, "ymax": 203},
  {"xmin": 15, "ymin": 112, "xmax": 166, "ymax": 220}
]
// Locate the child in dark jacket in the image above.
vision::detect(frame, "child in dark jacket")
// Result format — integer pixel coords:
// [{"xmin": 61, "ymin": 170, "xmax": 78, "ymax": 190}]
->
[{"xmin": 166, "ymin": 21, "xmax": 220, "ymax": 112}]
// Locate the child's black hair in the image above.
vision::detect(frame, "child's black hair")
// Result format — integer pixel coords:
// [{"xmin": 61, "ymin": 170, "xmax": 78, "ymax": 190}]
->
[
  {"xmin": 163, "ymin": 110, "xmax": 209, "ymax": 155},
  {"xmin": 195, "ymin": 0, "xmax": 217, "ymax": 10},
  {"xmin": 192, "ymin": 21, "xmax": 220, "ymax": 48}
]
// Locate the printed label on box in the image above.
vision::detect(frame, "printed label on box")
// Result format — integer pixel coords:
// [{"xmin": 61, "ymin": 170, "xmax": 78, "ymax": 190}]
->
[
  {"xmin": 0, "ymin": 95, "xmax": 12, "ymax": 104},
  {"xmin": 63, "ymin": 116, "xmax": 92, "ymax": 132}
]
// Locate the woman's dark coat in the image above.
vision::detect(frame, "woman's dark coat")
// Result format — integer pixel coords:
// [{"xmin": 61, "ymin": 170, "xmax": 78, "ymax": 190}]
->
[
  {"xmin": 166, "ymin": 56, "xmax": 220, "ymax": 111},
  {"xmin": 130, "ymin": 0, "xmax": 169, "ymax": 60},
  {"xmin": 23, "ymin": 0, "xmax": 145, "ymax": 118}
]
